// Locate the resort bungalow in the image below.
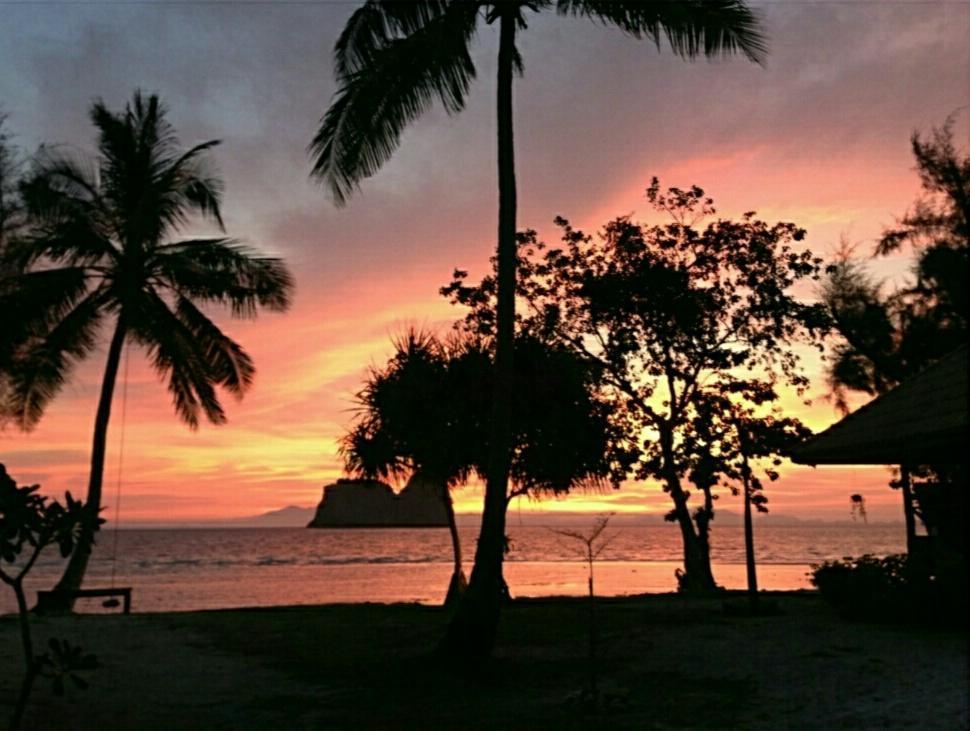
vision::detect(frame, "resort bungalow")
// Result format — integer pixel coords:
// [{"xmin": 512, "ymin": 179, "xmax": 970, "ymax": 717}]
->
[{"xmin": 792, "ymin": 345, "xmax": 967, "ymax": 598}]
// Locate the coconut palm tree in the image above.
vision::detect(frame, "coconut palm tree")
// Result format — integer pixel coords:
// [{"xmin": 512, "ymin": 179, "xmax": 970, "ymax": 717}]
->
[
  {"xmin": 310, "ymin": 0, "xmax": 766, "ymax": 658},
  {"xmin": 3, "ymin": 92, "xmax": 293, "ymax": 609}
]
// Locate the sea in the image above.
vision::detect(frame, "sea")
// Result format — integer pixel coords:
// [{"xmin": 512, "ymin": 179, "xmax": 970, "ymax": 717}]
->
[{"xmin": 0, "ymin": 523, "xmax": 904, "ymax": 615}]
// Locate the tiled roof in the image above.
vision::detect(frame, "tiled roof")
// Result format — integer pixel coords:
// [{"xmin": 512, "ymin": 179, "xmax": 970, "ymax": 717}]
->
[{"xmin": 792, "ymin": 345, "xmax": 968, "ymax": 466}]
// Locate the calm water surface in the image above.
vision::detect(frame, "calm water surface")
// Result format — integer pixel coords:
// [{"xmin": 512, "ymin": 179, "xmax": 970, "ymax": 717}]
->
[{"xmin": 1, "ymin": 523, "xmax": 904, "ymax": 614}]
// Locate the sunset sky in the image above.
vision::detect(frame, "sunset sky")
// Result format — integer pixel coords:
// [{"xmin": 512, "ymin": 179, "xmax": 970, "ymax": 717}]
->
[{"xmin": 1, "ymin": 1, "xmax": 967, "ymax": 523}]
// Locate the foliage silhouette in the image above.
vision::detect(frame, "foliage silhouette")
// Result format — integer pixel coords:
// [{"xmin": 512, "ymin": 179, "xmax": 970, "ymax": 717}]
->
[
  {"xmin": 824, "ymin": 116, "xmax": 968, "ymax": 411},
  {"xmin": 0, "ymin": 113, "xmax": 30, "ymax": 397},
  {"xmin": 342, "ymin": 330, "xmax": 477, "ymax": 605},
  {"xmin": 684, "ymin": 398, "xmax": 809, "ymax": 607},
  {"xmin": 0, "ymin": 464, "xmax": 100, "ymax": 730},
  {"xmin": 822, "ymin": 116, "xmax": 968, "ymax": 551},
  {"xmin": 447, "ymin": 179, "xmax": 827, "ymax": 592},
  {"xmin": 0, "ymin": 113, "xmax": 25, "ymax": 254},
  {"xmin": 342, "ymin": 329, "xmax": 630, "ymax": 604},
  {"xmin": 311, "ymin": 0, "xmax": 767, "ymax": 659},
  {"xmin": 1, "ymin": 92, "xmax": 293, "ymax": 609}
]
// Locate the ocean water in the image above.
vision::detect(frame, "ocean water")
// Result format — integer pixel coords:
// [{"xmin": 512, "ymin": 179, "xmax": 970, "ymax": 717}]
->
[{"xmin": 0, "ymin": 523, "xmax": 904, "ymax": 614}]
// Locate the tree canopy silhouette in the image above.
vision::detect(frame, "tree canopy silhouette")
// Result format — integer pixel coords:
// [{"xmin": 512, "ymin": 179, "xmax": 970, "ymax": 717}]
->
[
  {"xmin": 342, "ymin": 328, "xmax": 630, "ymax": 604},
  {"xmin": 447, "ymin": 179, "xmax": 826, "ymax": 591},
  {"xmin": 1, "ymin": 92, "xmax": 293, "ymax": 608},
  {"xmin": 311, "ymin": 0, "xmax": 767, "ymax": 659},
  {"xmin": 824, "ymin": 115, "xmax": 968, "ymax": 411},
  {"xmin": 822, "ymin": 115, "xmax": 968, "ymax": 549}
]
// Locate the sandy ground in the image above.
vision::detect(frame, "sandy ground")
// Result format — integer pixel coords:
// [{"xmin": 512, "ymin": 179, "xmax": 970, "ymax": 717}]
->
[
  {"xmin": 0, "ymin": 593, "xmax": 966, "ymax": 729},
  {"xmin": 0, "ymin": 613, "xmax": 320, "ymax": 730}
]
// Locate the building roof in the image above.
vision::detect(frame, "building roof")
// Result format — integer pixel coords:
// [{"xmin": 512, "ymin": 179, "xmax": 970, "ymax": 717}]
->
[{"xmin": 792, "ymin": 345, "xmax": 968, "ymax": 466}]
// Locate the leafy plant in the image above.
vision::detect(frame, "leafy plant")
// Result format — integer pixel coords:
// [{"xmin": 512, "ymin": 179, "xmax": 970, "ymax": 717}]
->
[
  {"xmin": 551, "ymin": 513, "xmax": 617, "ymax": 705},
  {"xmin": 0, "ymin": 464, "xmax": 100, "ymax": 730}
]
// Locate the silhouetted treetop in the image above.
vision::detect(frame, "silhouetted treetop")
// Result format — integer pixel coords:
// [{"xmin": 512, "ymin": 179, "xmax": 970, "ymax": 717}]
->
[{"xmin": 310, "ymin": 1, "xmax": 766, "ymax": 204}]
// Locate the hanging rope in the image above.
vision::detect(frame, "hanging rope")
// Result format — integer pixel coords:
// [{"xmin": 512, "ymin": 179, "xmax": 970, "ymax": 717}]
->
[{"xmin": 107, "ymin": 342, "xmax": 130, "ymax": 589}]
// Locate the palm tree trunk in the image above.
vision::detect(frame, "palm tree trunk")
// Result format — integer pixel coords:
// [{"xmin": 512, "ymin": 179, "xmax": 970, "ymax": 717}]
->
[
  {"xmin": 43, "ymin": 318, "xmax": 126, "ymax": 612},
  {"xmin": 440, "ymin": 9, "xmax": 517, "ymax": 660}
]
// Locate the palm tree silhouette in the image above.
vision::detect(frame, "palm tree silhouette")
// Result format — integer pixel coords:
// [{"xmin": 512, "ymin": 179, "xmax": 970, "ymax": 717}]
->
[
  {"xmin": 4, "ymin": 92, "xmax": 293, "ymax": 609},
  {"xmin": 310, "ymin": 0, "xmax": 766, "ymax": 658}
]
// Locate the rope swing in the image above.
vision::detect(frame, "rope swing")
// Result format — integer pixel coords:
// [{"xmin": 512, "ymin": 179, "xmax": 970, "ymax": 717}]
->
[{"xmin": 102, "ymin": 342, "xmax": 130, "ymax": 608}]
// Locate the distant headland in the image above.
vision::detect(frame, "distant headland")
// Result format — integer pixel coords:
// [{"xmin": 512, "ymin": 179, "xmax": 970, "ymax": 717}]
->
[{"xmin": 307, "ymin": 477, "xmax": 448, "ymax": 528}]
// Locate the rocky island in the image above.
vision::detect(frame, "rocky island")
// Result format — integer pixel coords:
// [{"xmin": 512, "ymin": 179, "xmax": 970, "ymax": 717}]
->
[{"xmin": 307, "ymin": 476, "xmax": 448, "ymax": 528}]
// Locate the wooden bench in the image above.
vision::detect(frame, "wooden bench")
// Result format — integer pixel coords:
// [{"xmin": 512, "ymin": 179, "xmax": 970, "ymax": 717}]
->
[{"xmin": 36, "ymin": 587, "xmax": 132, "ymax": 614}]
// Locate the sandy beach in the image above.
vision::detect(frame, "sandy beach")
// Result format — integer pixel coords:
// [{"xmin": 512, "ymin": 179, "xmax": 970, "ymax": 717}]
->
[{"xmin": 1, "ymin": 592, "xmax": 966, "ymax": 730}]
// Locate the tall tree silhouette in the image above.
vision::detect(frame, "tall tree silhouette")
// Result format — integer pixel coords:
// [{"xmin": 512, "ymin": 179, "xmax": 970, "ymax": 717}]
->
[
  {"xmin": 822, "ymin": 116, "xmax": 968, "ymax": 548},
  {"xmin": 449, "ymin": 181, "xmax": 827, "ymax": 591},
  {"xmin": 2, "ymin": 92, "xmax": 293, "ymax": 609},
  {"xmin": 310, "ymin": 0, "xmax": 766, "ymax": 658},
  {"xmin": 824, "ymin": 116, "xmax": 968, "ymax": 411}
]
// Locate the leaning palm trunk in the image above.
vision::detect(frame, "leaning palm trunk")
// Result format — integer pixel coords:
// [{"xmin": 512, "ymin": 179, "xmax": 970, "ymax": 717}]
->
[
  {"xmin": 40, "ymin": 320, "xmax": 126, "ymax": 612},
  {"xmin": 440, "ymin": 10, "xmax": 517, "ymax": 658}
]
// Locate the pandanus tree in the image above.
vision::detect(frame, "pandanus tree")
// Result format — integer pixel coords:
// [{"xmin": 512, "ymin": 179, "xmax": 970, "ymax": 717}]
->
[
  {"xmin": 342, "ymin": 331, "xmax": 480, "ymax": 605},
  {"xmin": 343, "ymin": 329, "xmax": 628, "ymax": 606},
  {"xmin": 311, "ymin": 0, "xmax": 767, "ymax": 659},
  {"xmin": 1, "ymin": 92, "xmax": 293, "ymax": 609}
]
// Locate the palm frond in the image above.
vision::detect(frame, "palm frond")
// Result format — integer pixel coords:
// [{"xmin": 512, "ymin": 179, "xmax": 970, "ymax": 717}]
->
[
  {"xmin": 0, "ymin": 267, "xmax": 93, "ymax": 345},
  {"xmin": 130, "ymin": 291, "xmax": 226, "ymax": 428},
  {"xmin": 557, "ymin": 0, "xmax": 766, "ymax": 63},
  {"xmin": 154, "ymin": 140, "xmax": 226, "ymax": 234},
  {"xmin": 153, "ymin": 238, "xmax": 293, "ymax": 316},
  {"xmin": 335, "ymin": 1, "xmax": 457, "ymax": 75},
  {"xmin": 310, "ymin": 1, "xmax": 480, "ymax": 204},
  {"xmin": 1, "ymin": 288, "xmax": 105, "ymax": 430},
  {"xmin": 175, "ymin": 296, "xmax": 255, "ymax": 397}
]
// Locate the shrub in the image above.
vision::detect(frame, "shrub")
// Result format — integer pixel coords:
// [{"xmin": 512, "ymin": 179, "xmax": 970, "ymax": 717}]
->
[{"xmin": 809, "ymin": 554, "xmax": 932, "ymax": 621}]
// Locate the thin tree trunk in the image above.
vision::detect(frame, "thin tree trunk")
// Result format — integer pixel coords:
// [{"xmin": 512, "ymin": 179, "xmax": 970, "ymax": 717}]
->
[
  {"xmin": 14, "ymin": 581, "xmax": 33, "ymax": 672},
  {"xmin": 439, "ymin": 9, "xmax": 517, "ymax": 660},
  {"xmin": 587, "ymin": 548, "xmax": 597, "ymax": 701},
  {"xmin": 441, "ymin": 478, "xmax": 466, "ymax": 606},
  {"xmin": 740, "ymin": 450, "xmax": 759, "ymax": 610},
  {"xmin": 11, "ymin": 580, "xmax": 37, "ymax": 730},
  {"xmin": 900, "ymin": 464, "xmax": 916, "ymax": 554},
  {"xmin": 44, "ymin": 318, "xmax": 126, "ymax": 612},
  {"xmin": 696, "ymin": 483, "xmax": 714, "ymax": 575}
]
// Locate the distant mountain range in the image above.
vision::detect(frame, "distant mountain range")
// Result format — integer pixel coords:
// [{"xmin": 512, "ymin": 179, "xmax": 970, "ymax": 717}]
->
[{"xmin": 225, "ymin": 505, "xmax": 316, "ymax": 527}]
